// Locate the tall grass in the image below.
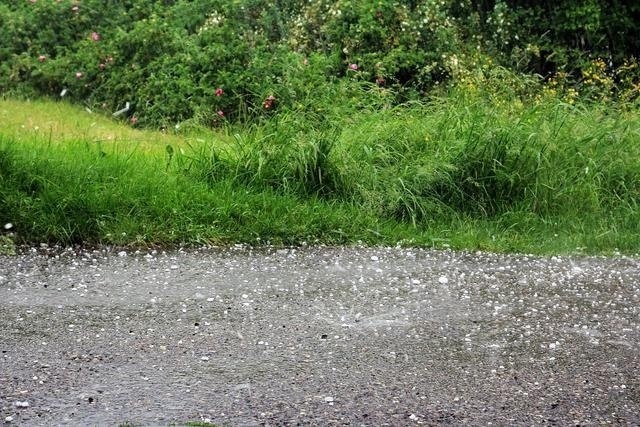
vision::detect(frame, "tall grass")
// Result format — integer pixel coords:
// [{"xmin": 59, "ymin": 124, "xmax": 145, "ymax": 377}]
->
[
  {"xmin": 188, "ymin": 111, "xmax": 344, "ymax": 197},
  {"xmin": 0, "ymin": 133, "xmax": 391, "ymax": 246},
  {"xmin": 187, "ymin": 87, "xmax": 640, "ymax": 227},
  {"xmin": 1, "ymin": 89, "xmax": 639, "ymax": 254}
]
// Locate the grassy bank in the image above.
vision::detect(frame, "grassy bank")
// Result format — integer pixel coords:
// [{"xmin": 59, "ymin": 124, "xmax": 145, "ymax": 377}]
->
[{"xmin": 1, "ymin": 92, "xmax": 639, "ymax": 255}]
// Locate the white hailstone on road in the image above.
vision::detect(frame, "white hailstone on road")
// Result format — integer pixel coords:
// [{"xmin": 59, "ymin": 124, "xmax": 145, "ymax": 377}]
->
[
  {"xmin": 438, "ymin": 276, "xmax": 449, "ymax": 284},
  {"xmin": 118, "ymin": 251, "xmax": 127, "ymax": 257},
  {"xmin": 370, "ymin": 255, "xmax": 379, "ymax": 261},
  {"xmin": 14, "ymin": 401, "xmax": 29, "ymax": 408}
]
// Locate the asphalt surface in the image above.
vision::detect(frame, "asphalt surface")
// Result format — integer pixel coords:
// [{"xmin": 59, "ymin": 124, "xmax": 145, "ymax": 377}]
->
[{"xmin": 1, "ymin": 245, "xmax": 639, "ymax": 426}]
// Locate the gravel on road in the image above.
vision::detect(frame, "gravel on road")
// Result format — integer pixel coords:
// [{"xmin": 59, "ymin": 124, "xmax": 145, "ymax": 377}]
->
[{"xmin": 1, "ymin": 246, "xmax": 639, "ymax": 426}]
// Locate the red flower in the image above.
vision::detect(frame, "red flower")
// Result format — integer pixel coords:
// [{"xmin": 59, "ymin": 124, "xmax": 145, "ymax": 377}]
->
[
  {"xmin": 263, "ymin": 95, "xmax": 276, "ymax": 110},
  {"xmin": 215, "ymin": 88, "xmax": 224, "ymax": 97},
  {"xmin": 130, "ymin": 116, "xmax": 138, "ymax": 125},
  {"xmin": 217, "ymin": 110, "xmax": 225, "ymax": 117}
]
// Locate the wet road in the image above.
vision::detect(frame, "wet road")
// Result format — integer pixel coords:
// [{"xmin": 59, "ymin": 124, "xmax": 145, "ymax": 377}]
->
[{"xmin": 1, "ymin": 246, "xmax": 639, "ymax": 426}]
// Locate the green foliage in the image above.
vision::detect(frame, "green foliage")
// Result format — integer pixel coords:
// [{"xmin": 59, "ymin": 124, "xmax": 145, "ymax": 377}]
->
[
  {"xmin": 2, "ymin": 0, "xmax": 637, "ymax": 127},
  {"xmin": 0, "ymin": 130, "xmax": 377, "ymax": 247},
  {"xmin": 325, "ymin": 86, "xmax": 640, "ymax": 226},
  {"xmin": 195, "ymin": 112, "xmax": 344, "ymax": 197},
  {"xmin": 1, "ymin": 1, "xmax": 639, "ymax": 254},
  {"xmin": 489, "ymin": 1, "xmax": 640, "ymax": 79},
  {"xmin": 174, "ymin": 76, "xmax": 640, "ymax": 239},
  {"xmin": 292, "ymin": 0, "xmax": 461, "ymax": 90},
  {"xmin": 2, "ymin": 92, "xmax": 639, "ymax": 254},
  {"xmin": 0, "ymin": 235, "xmax": 15, "ymax": 255}
]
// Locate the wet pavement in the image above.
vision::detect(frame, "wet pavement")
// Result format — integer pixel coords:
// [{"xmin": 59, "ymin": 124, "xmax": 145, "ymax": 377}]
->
[{"xmin": 1, "ymin": 246, "xmax": 639, "ymax": 426}]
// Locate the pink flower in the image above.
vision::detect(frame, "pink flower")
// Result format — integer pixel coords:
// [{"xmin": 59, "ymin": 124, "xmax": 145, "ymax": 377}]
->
[
  {"xmin": 375, "ymin": 77, "xmax": 385, "ymax": 85},
  {"xmin": 99, "ymin": 63, "xmax": 106, "ymax": 70},
  {"xmin": 348, "ymin": 63, "xmax": 359, "ymax": 71},
  {"xmin": 71, "ymin": 5, "xmax": 79, "ymax": 12},
  {"xmin": 215, "ymin": 88, "xmax": 224, "ymax": 97},
  {"xmin": 130, "ymin": 116, "xmax": 138, "ymax": 125},
  {"xmin": 91, "ymin": 32, "xmax": 100, "ymax": 42},
  {"xmin": 38, "ymin": 55, "xmax": 46, "ymax": 62},
  {"xmin": 75, "ymin": 72, "xmax": 83, "ymax": 79},
  {"xmin": 303, "ymin": 58, "xmax": 309, "ymax": 66},
  {"xmin": 263, "ymin": 95, "xmax": 276, "ymax": 110},
  {"xmin": 217, "ymin": 110, "xmax": 224, "ymax": 117}
]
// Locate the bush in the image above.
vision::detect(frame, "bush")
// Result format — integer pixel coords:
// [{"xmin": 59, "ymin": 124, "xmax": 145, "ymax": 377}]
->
[{"xmin": 0, "ymin": 0, "xmax": 638, "ymax": 127}]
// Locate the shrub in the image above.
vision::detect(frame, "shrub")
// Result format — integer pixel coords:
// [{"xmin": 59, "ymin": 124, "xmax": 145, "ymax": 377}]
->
[{"xmin": 0, "ymin": 0, "xmax": 638, "ymax": 127}]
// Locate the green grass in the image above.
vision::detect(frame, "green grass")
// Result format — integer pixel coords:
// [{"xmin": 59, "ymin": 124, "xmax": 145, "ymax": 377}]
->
[
  {"xmin": 1, "ymin": 91, "xmax": 639, "ymax": 255},
  {"xmin": 0, "ymin": 98, "xmax": 229, "ymax": 153}
]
